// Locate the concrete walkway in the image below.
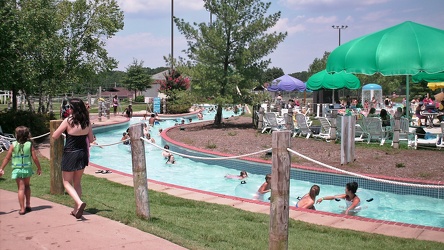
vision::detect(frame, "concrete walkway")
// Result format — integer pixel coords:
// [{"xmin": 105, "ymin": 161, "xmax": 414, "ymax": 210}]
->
[{"xmin": 0, "ymin": 115, "xmax": 186, "ymax": 250}]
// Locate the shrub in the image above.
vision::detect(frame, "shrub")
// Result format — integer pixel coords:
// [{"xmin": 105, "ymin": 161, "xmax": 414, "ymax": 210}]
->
[
  {"xmin": 134, "ymin": 95, "xmax": 145, "ymax": 102},
  {"xmin": 0, "ymin": 110, "xmax": 54, "ymax": 143}
]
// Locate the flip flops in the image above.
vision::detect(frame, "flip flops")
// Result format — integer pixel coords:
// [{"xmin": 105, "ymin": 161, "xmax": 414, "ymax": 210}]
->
[
  {"xmin": 95, "ymin": 170, "xmax": 112, "ymax": 174},
  {"xmin": 75, "ymin": 203, "xmax": 86, "ymax": 219}
]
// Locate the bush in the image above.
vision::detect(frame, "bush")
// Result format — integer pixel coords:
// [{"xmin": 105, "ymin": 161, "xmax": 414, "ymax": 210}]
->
[
  {"xmin": 134, "ymin": 95, "xmax": 145, "ymax": 102},
  {"xmin": 0, "ymin": 111, "xmax": 54, "ymax": 143},
  {"xmin": 165, "ymin": 91, "xmax": 194, "ymax": 114}
]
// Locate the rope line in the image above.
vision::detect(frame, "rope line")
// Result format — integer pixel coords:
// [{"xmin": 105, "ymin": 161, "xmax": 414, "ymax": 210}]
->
[
  {"xmin": 91, "ymin": 139, "xmax": 128, "ymax": 147},
  {"xmin": 31, "ymin": 132, "xmax": 50, "ymax": 140},
  {"xmin": 141, "ymin": 137, "xmax": 271, "ymax": 160},
  {"xmin": 287, "ymin": 148, "xmax": 444, "ymax": 189}
]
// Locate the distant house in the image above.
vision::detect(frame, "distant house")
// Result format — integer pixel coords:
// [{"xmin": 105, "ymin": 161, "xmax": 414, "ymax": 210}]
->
[
  {"xmin": 142, "ymin": 70, "xmax": 168, "ymax": 99},
  {"xmin": 101, "ymin": 87, "xmax": 133, "ymax": 101}
]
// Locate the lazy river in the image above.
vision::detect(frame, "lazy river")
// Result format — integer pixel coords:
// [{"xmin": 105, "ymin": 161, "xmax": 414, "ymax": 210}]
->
[{"xmin": 90, "ymin": 110, "xmax": 444, "ymax": 228}]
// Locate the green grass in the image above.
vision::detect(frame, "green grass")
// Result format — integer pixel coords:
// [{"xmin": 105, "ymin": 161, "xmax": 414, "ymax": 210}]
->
[{"xmin": 0, "ymin": 156, "xmax": 443, "ymax": 249}]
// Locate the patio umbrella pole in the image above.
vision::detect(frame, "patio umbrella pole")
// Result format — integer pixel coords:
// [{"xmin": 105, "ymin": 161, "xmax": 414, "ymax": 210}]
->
[{"xmin": 406, "ymin": 76, "xmax": 410, "ymax": 119}]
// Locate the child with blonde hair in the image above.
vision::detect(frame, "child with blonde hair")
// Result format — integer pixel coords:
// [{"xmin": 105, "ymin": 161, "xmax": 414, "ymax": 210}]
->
[{"xmin": 0, "ymin": 126, "xmax": 42, "ymax": 215}]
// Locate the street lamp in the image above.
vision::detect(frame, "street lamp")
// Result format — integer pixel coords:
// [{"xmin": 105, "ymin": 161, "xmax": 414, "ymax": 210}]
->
[
  {"xmin": 171, "ymin": 0, "xmax": 174, "ymax": 71},
  {"xmin": 332, "ymin": 25, "xmax": 348, "ymax": 46}
]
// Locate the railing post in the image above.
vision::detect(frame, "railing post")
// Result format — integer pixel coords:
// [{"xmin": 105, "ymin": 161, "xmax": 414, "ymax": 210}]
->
[
  {"xmin": 393, "ymin": 111, "xmax": 401, "ymax": 149},
  {"xmin": 269, "ymin": 131, "xmax": 291, "ymax": 250},
  {"xmin": 340, "ymin": 115, "xmax": 356, "ymax": 164},
  {"xmin": 50, "ymin": 120, "xmax": 64, "ymax": 194},
  {"xmin": 258, "ymin": 107, "xmax": 264, "ymax": 132},
  {"xmin": 129, "ymin": 124, "xmax": 150, "ymax": 219},
  {"xmin": 330, "ymin": 110, "xmax": 338, "ymax": 140}
]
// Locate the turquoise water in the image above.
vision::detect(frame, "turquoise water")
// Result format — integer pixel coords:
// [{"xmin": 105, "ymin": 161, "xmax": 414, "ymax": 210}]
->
[{"xmin": 90, "ymin": 110, "xmax": 444, "ymax": 228}]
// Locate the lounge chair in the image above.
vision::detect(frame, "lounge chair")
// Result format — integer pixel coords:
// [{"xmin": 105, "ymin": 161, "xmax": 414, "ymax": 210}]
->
[
  {"xmin": 0, "ymin": 137, "xmax": 12, "ymax": 152},
  {"xmin": 0, "ymin": 125, "xmax": 14, "ymax": 139},
  {"xmin": 334, "ymin": 116, "xmax": 366, "ymax": 142},
  {"xmin": 313, "ymin": 117, "xmax": 331, "ymax": 141},
  {"xmin": 294, "ymin": 113, "xmax": 312, "ymax": 138},
  {"xmin": 363, "ymin": 117, "xmax": 388, "ymax": 145},
  {"xmin": 408, "ymin": 131, "xmax": 439, "ymax": 150},
  {"xmin": 262, "ymin": 112, "xmax": 285, "ymax": 133}
]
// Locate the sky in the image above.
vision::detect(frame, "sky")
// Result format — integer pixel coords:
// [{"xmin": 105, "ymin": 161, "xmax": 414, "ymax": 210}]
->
[{"xmin": 105, "ymin": 0, "xmax": 444, "ymax": 74}]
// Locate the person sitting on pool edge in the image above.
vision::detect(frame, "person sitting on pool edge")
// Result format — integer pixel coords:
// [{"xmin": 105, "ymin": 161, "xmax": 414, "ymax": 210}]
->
[
  {"xmin": 225, "ymin": 171, "xmax": 248, "ymax": 180},
  {"xmin": 316, "ymin": 181, "xmax": 361, "ymax": 215},
  {"xmin": 296, "ymin": 185, "xmax": 320, "ymax": 210},
  {"xmin": 162, "ymin": 145, "xmax": 175, "ymax": 164}
]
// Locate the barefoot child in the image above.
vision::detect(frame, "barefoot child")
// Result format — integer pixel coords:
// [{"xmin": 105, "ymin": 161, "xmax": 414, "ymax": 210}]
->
[{"xmin": 0, "ymin": 126, "xmax": 42, "ymax": 215}]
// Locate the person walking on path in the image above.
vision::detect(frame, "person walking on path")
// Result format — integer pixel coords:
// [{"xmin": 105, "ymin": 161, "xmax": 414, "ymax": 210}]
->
[
  {"xmin": 0, "ymin": 126, "xmax": 42, "ymax": 215},
  {"xmin": 52, "ymin": 98, "xmax": 94, "ymax": 219}
]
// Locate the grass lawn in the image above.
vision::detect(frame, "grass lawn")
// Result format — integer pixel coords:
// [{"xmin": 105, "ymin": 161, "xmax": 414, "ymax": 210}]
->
[{"xmin": 0, "ymin": 156, "xmax": 442, "ymax": 249}]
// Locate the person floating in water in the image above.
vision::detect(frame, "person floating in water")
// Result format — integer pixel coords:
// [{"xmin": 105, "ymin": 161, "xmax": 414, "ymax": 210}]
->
[
  {"xmin": 296, "ymin": 185, "xmax": 320, "ymax": 210},
  {"xmin": 316, "ymin": 181, "xmax": 361, "ymax": 215},
  {"xmin": 225, "ymin": 171, "xmax": 248, "ymax": 180}
]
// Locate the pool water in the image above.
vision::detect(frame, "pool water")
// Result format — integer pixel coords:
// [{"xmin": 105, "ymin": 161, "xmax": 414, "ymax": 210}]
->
[{"xmin": 90, "ymin": 110, "xmax": 444, "ymax": 228}]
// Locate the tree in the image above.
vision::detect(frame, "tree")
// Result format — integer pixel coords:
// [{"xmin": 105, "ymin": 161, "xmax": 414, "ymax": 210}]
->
[
  {"xmin": 263, "ymin": 67, "xmax": 284, "ymax": 83},
  {"xmin": 0, "ymin": 0, "xmax": 124, "ymax": 112},
  {"xmin": 123, "ymin": 59, "xmax": 152, "ymax": 98},
  {"xmin": 307, "ymin": 51, "xmax": 330, "ymax": 77},
  {"xmin": 175, "ymin": 0, "xmax": 287, "ymax": 125}
]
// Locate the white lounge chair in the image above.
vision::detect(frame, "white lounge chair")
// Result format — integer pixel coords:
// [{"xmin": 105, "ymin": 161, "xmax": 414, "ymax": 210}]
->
[
  {"xmin": 363, "ymin": 117, "xmax": 388, "ymax": 145},
  {"xmin": 314, "ymin": 117, "xmax": 331, "ymax": 141},
  {"xmin": 294, "ymin": 113, "xmax": 312, "ymax": 139},
  {"xmin": 262, "ymin": 112, "xmax": 285, "ymax": 133}
]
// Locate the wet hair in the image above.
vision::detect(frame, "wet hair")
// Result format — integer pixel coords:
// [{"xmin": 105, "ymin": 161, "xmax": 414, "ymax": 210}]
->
[
  {"xmin": 240, "ymin": 171, "xmax": 248, "ymax": 177},
  {"xmin": 346, "ymin": 182, "xmax": 358, "ymax": 194},
  {"xmin": 265, "ymin": 174, "xmax": 271, "ymax": 180},
  {"xmin": 151, "ymin": 114, "xmax": 155, "ymax": 117},
  {"xmin": 309, "ymin": 185, "xmax": 320, "ymax": 201},
  {"xmin": 68, "ymin": 98, "xmax": 90, "ymax": 129},
  {"xmin": 15, "ymin": 126, "xmax": 32, "ymax": 144},
  {"xmin": 122, "ymin": 132, "xmax": 127, "ymax": 136},
  {"xmin": 164, "ymin": 145, "xmax": 170, "ymax": 149}
]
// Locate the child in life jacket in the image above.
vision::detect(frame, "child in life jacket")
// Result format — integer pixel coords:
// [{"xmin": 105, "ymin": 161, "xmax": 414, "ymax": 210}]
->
[{"xmin": 0, "ymin": 126, "xmax": 42, "ymax": 215}]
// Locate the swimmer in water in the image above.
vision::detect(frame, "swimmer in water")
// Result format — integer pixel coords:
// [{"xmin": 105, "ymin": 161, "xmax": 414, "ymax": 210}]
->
[
  {"xmin": 296, "ymin": 185, "xmax": 320, "ymax": 210},
  {"xmin": 225, "ymin": 171, "xmax": 248, "ymax": 180},
  {"xmin": 316, "ymin": 181, "xmax": 360, "ymax": 215}
]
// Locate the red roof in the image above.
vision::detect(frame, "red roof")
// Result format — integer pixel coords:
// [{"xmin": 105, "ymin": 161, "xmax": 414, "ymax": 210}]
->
[{"xmin": 101, "ymin": 87, "xmax": 133, "ymax": 98}]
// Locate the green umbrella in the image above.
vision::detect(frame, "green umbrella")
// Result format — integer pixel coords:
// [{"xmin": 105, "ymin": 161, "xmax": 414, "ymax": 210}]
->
[
  {"xmin": 326, "ymin": 21, "xmax": 444, "ymax": 115},
  {"xmin": 306, "ymin": 70, "xmax": 360, "ymax": 90},
  {"xmin": 326, "ymin": 21, "xmax": 444, "ymax": 75},
  {"xmin": 412, "ymin": 71, "xmax": 444, "ymax": 83}
]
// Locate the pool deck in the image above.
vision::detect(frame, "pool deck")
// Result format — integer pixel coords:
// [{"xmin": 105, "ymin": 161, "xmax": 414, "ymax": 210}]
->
[{"xmin": 2, "ymin": 113, "xmax": 443, "ymax": 250}]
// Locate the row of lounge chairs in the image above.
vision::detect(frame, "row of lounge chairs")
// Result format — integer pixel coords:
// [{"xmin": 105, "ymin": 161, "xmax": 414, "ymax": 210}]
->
[{"xmin": 258, "ymin": 113, "xmax": 444, "ymax": 149}]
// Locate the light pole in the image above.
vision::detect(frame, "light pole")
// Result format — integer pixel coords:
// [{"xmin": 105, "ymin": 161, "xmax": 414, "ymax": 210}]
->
[
  {"xmin": 171, "ymin": 0, "xmax": 174, "ymax": 71},
  {"xmin": 332, "ymin": 25, "xmax": 348, "ymax": 46}
]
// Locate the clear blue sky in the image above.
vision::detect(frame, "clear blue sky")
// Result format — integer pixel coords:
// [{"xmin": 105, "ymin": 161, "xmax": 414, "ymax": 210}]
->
[{"xmin": 106, "ymin": 0, "xmax": 444, "ymax": 74}]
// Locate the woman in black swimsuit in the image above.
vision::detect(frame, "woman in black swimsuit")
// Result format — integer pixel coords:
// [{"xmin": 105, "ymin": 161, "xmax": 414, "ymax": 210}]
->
[{"xmin": 52, "ymin": 98, "xmax": 94, "ymax": 219}]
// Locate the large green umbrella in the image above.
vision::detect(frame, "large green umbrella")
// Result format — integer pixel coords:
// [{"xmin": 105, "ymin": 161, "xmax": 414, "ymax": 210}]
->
[
  {"xmin": 326, "ymin": 21, "xmax": 444, "ymax": 115},
  {"xmin": 306, "ymin": 70, "xmax": 360, "ymax": 90},
  {"xmin": 412, "ymin": 71, "xmax": 444, "ymax": 83}
]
